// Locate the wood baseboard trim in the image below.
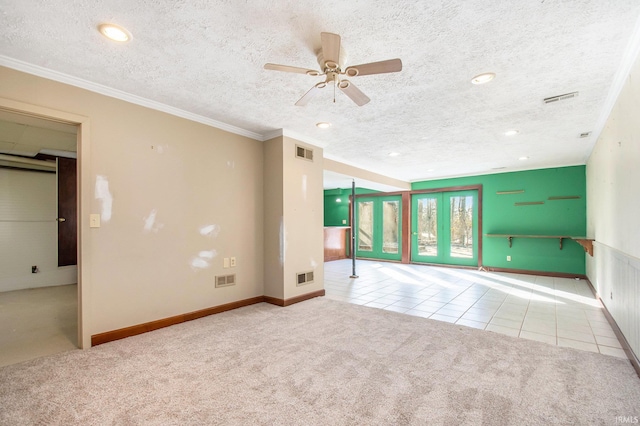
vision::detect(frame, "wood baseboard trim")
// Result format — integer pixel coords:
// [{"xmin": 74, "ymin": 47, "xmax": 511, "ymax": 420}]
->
[
  {"xmin": 264, "ymin": 289, "xmax": 326, "ymax": 307},
  {"xmin": 91, "ymin": 296, "xmax": 265, "ymax": 346},
  {"xmin": 584, "ymin": 279, "xmax": 640, "ymax": 378},
  {"xmin": 481, "ymin": 266, "xmax": 587, "ymax": 280}
]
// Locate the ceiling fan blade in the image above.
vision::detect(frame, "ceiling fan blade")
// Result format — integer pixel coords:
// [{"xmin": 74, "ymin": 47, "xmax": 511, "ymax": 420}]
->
[
  {"xmin": 295, "ymin": 82, "xmax": 326, "ymax": 106},
  {"xmin": 320, "ymin": 32, "xmax": 341, "ymax": 69},
  {"xmin": 264, "ymin": 63, "xmax": 320, "ymax": 76},
  {"xmin": 344, "ymin": 58, "xmax": 402, "ymax": 77},
  {"xmin": 338, "ymin": 80, "xmax": 370, "ymax": 106}
]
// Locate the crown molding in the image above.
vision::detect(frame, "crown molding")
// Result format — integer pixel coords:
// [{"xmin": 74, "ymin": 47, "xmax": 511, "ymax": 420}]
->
[
  {"xmin": 0, "ymin": 56, "xmax": 263, "ymax": 141},
  {"xmin": 261, "ymin": 129, "xmax": 284, "ymax": 141}
]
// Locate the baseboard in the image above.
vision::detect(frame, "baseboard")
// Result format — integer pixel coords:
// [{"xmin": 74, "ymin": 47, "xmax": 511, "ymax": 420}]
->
[
  {"xmin": 91, "ymin": 296, "xmax": 265, "ymax": 346},
  {"xmin": 481, "ymin": 266, "xmax": 587, "ymax": 280},
  {"xmin": 264, "ymin": 289, "xmax": 326, "ymax": 307},
  {"xmin": 584, "ymin": 278, "xmax": 640, "ymax": 378},
  {"xmin": 91, "ymin": 290, "xmax": 327, "ymax": 346}
]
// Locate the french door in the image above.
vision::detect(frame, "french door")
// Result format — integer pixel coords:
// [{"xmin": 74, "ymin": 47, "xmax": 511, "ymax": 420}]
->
[
  {"xmin": 356, "ymin": 195, "xmax": 402, "ymax": 261},
  {"xmin": 411, "ymin": 190, "xmax": 478, "ymax": 266}
]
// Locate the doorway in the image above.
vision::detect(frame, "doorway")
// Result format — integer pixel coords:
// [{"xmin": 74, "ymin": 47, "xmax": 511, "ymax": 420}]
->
[
  {"xmin": 411, "ymin": 190, "xmax": 478, "ymax": 266},
  {"xmin": 355, "ymin": 195, "xmax": 403, "ymax": 261},
  {"xmin": 0, "ymin": 102, "xmax": 85, "ymax": 364}
]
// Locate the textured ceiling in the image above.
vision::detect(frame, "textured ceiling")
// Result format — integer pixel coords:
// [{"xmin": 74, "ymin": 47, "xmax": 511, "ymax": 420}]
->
[{"xmin": 1, "ymin": 1, "xmax": 640, "ymax": 186}]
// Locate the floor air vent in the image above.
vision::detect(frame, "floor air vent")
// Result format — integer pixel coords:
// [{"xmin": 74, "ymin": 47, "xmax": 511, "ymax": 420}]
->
[
  {"xmin": 216, "ymin": 274, "xmax": 236, "ymax": 288},
  {"xmin": 295, "ymin": 145, "xmax": 313, "ymax": 161},
  {"xmin": 296, "ymin": 271, "xmax": 314, "ymax": 286}
]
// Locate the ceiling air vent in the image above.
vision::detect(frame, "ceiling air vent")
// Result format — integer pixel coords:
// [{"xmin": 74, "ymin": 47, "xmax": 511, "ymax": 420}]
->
[
  {"xmin": 543, "ymin": 91, "xmax": 579, "ymax": 104},
  {"xmin": 579, "ymin": 132, "xmax": 591, "ymax": 138},
  {"xmin": 295, "ymin": 145, "xmax": 314, "ymax": 161}
]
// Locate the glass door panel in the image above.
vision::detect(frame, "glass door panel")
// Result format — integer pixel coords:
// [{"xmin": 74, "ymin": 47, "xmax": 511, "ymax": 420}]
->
[
  {"xmin": 449, "ymin": 195, "xmax": 474, "ymax": 259},
  {"xmin": 358, "ymin": 201, "xmax": 373, "ymax": 252},
  {"xmin": 417, "ymin": 197, "xmax": 438, "ymax": 257},
  {"xmin": 382, "ymin": 200, "xmax": 399, "ymax": 254}
]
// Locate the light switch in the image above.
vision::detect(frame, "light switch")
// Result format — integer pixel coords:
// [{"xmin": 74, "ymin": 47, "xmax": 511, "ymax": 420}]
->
[
  {"xmin": 223, "ymin": 258, "xmax": 230, "ymax": 268},
  {"xmin": 342, "ymin": 219, "xmax": 347, "ymax": 224},
  {"xmin": 90, "ymin": 214, "xmax": 101, "ymax": 228}
]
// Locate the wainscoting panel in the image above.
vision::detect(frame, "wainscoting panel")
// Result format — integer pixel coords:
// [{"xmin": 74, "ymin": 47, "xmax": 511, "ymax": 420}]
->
[{"xmin": 591, "ymin": 242, "xmax": 640, "ymax": 360}]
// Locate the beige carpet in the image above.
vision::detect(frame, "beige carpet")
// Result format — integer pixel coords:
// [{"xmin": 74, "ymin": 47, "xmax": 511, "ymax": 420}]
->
[{"xmin": 1, "ymin": 298, "xmax": 639, "ymax": 425}]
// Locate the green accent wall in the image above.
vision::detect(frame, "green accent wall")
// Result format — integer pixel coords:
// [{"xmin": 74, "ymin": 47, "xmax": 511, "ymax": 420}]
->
[
  {"xmin": 412, "ymin": 166, "xmax": 586, "ymax": 274},
  {"xmin": 324, "ymin": 187, "xmax": 379, "ymax": 226}
]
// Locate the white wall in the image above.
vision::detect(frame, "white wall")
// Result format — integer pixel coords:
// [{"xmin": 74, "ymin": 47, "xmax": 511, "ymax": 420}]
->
[
  {"xmin": 586, "ymin": 50, "xmax": 640, "ymax": 359},
  {"xmin": 0, "ymin": 66, "xmax": 265, "ymax": 338},
  {"xmin": 0, "ymin": 168, "xmax": 76, "ymax": 292}
]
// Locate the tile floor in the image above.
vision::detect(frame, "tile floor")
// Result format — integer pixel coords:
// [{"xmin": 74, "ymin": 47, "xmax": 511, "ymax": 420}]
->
[
  {"xmin": 324, "ymin": 259, "xmax": 626, "ymax": 359},
  {"xmin": 0, "ymin": 284, "xmax": 77, "ymax": 367}
]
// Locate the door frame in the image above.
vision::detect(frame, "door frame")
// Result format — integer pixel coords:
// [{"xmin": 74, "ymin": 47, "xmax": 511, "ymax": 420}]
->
[
  {"xmin": 354, "ymin": 185, "xmax": 482, "ymax": 267},
  {"xmin": 0, "ymin": 97, "xmax": 92, "ymax": 349},
  {"xmin": 411, "ymin": 185, "xmax": 483, "ymax": 267},
  {"xmin": 355, "ymin": 194, "xmax": 404, "ymax": 261},
  {"xmin": 354, "ymin": 191, "xmax": 410, "ymax": 263},
  {"xmin": 411, "ymin": 189, "xmax": 479, "ymax": 266}
]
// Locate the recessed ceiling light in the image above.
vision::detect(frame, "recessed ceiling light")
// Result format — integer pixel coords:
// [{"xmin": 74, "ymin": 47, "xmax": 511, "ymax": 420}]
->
[
  {"xmin": 316, "ymin": 122, "xmax": 331, "ymax": 129},
  {"xmin": 504, "ymin": 129, "xmax": 519, "ymax": 136},
  {"xmin": 388, "ymin": 152, "xmax": 400, "ymax": 157},
  {"xmin": 98, "ymin": 23, "xmax": 132, "ymax": 42},
  {"xmin": 518, "ymin": 156, "xmax": 529, "ymax": 161},
  {"xmin": 471, "ymin": 72, "xmax": 496, "ymax": 85}
]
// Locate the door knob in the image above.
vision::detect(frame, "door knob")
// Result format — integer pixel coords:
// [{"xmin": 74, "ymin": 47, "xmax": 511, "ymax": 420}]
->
[{"xmin": 57, "ymin": 217, "xmax": 66, "ymax": 222}]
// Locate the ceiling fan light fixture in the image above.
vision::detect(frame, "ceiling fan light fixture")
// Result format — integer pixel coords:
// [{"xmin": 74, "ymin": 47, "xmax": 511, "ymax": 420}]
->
[
  {"xmin": 98, "ymin": 23, "xmax": 132, "ymax": 42},
  {"xmin": 325, "ymin": 60, "xmax": 339, "ymax": 70},
  {"xmin": 471, "ymin": 72, "xmax": 495, "ymax": 85},
  {"xmin": 316, "ymin": 122, "xmax": 331, "ymax": 129},
  {"xmin": 345, "ymin": 68, "xmax": 359, "ymax": 77}
]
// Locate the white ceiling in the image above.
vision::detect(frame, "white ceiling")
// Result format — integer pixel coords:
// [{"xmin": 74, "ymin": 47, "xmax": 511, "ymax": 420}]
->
[{"xmin": 2, "ymin": 1, "xmax": 640, "ymax": 187}]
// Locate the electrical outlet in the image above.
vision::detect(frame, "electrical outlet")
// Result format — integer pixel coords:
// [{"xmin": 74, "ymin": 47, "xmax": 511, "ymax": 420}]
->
[
  {"xmin": 230, "ymin": 257, "xmax": 236, "ymax": 267},
  {"xmin": 223, "ymin": 258, "xmax": 229, "ymax": 268},
  {"xmin": 342, "ymin": 219, "xmax": 347, "ymax": 224},
  {"xmin": 507, "ymin": 256, "xmax": 511, "ymax": 262}
]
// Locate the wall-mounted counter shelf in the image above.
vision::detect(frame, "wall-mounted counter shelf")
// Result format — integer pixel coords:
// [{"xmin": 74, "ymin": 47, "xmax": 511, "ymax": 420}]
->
[{"xmin": 485, "ymin": 234, "xmax": 594, "ymax": 256}]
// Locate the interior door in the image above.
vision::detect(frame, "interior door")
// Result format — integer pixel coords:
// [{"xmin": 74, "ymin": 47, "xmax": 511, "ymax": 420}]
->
[
  {"xmin": 411, "ymin": 190, "xmax": 477, "ymax": 266},
  {"xmin": 356, "ymin": 195, "xmax": 402, "ymax": 261},
  {"xmin": 57, "ymin": 157, "xmax": 77, "ymax": 266}
]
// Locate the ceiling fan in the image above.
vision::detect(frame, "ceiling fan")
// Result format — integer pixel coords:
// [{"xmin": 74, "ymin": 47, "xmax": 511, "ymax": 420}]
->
[{"xmin": 264, "ymin": 32, "xmax": 402, "ymax": 106}]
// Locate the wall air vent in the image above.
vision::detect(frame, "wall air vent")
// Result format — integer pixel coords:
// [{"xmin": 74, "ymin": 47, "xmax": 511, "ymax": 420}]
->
[
  {"xmin": 543, "ymin": 91, "xmax": 579, "ymax": 104},
  {"xmin": 295, "ymin": 145, "xmax": 314, "ymax": 161},
  {"xmin": 296, "ymin": 271, "xmax": 314, "ymax": 286},
  {"xmin": 215, "ymin": 274, "xmax": 236, "ymax": 288}
]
